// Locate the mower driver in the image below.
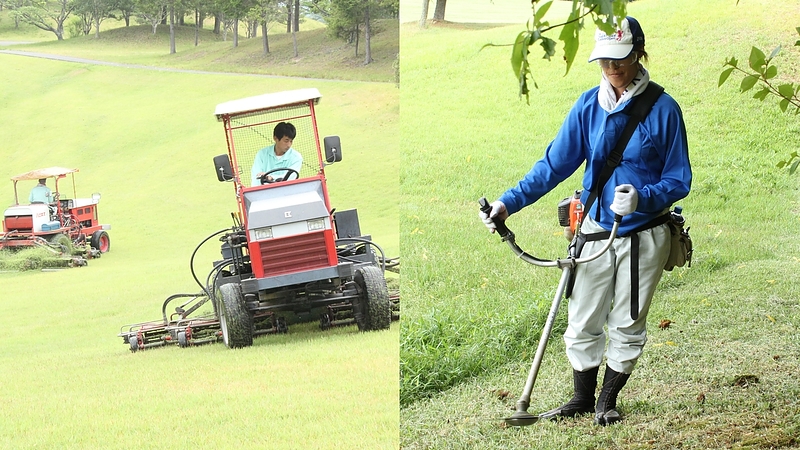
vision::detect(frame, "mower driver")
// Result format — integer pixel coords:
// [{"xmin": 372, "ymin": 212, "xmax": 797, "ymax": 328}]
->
[
  {"xmin": 481, "ymin": 17, "xmax": 691, "ymax": 426},
  {"xmin": 251, "ymin": 122, "xmax": 303, "ymax": 186},
  {"xmin": 29, "ymin": 178, "xmax": 53, "ymax": 204}
]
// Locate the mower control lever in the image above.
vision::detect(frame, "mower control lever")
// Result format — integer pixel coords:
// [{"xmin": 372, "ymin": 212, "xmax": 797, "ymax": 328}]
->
[{"xmin": 478, "ymin": 197, "xmax": 512, "ymax": 239}]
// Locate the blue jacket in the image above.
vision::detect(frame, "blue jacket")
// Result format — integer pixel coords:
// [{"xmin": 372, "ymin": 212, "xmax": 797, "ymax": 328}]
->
[{"xmin": 499, "ymin": 85, "xmax": 691, "ymax": 235}]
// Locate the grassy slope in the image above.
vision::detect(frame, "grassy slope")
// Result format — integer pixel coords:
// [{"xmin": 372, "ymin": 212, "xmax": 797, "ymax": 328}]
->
[
  {"xmin": 400, "ymin": 0, "xmax": 800, "ymax": 448},
  {"xmin": 0, "ymin": 12, "xmax": 398, "ymax": 83},
  {"xmin": 0, "ymin": 21, "xmax": 398, "ymax": 450}
]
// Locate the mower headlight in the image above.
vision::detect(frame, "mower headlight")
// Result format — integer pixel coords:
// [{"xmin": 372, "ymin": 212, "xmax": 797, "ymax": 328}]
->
[
  {"xmin": 253, "ymin": 226, "xmax": 273, "ymax": 240},
  {"xmin": 307, "ymin": 218, "xmax": 325, "ymax": 232}
]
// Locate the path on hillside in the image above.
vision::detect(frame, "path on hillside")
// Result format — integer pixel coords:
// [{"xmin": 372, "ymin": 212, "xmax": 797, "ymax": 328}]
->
[{"xmin": 0, "ymin": 49, "xmax": 334, "ymax": 81}]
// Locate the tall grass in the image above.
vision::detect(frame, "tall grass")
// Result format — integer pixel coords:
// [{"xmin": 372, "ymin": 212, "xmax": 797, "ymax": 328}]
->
[
  {"xmin": 400, "ymin": 0, "xmax": 800, "ymax": 447},
  {"xmin": 0, "ymin": 38, "xmax": 398, "ymax": 448}
]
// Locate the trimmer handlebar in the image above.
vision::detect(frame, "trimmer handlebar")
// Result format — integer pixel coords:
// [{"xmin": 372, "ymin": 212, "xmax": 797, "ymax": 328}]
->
[
  {"xmin": 478, "ymin": 197, "xmax": 512, "ymax": 239},
  {"xmin": 479, "ymin": 197, "xmax": 623, "ymax": 268}
]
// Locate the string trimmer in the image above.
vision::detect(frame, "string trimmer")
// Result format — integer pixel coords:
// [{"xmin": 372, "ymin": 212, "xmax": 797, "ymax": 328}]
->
[{"xmin": 478, "ymin": 197, "xmax": 622, "ymax": 427}]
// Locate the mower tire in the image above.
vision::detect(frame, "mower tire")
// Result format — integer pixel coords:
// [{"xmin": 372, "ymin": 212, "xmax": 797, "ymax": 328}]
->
[
  {"xmin": 47, "ymin": 233, "xmax": 73, "ymax": 254},
  {"xmin": 91, "ymin": 231, "xmax": 110, "ymax": 253},
  {"xmin": 219, "ymin": 283, "xmax": 253, "ymax": 348},
  {"xmin": 354, "ymin": 265, "xmax": 391, "ymax": 331},
  {"xmin": 129, "ymin": 334, "xmax": 140, "ymax": 353}
]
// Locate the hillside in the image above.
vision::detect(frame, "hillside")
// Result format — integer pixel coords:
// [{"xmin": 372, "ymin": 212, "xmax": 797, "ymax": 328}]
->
[{"xmin": 0, "ymin": 12, "xmax": 398, "ymax": 83}]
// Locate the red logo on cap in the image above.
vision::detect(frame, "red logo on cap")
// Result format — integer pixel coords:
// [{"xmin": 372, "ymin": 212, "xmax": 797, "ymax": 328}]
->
[{"xmin": 615, "ymin": 30, "xmax": 624, "ymax": 41}]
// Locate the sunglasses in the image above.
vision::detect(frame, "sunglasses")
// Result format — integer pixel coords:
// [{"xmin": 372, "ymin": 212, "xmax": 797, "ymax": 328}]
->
[{"xmin": 597, "ymin": 53, "xmax": 639, "ymax": 69}]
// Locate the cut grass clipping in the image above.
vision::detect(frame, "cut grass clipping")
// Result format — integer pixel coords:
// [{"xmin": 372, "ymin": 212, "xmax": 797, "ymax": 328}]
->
[{"xmin": 0, "ymin": 246, "xmax": 88, "ymax": 271}]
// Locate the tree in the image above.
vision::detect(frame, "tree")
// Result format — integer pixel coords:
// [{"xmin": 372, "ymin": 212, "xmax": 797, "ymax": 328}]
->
[
  {"xmin": 117, "ymin": 0, "xmax": 134, "ymax": 25},
  {"xmin": 418, "ymin": 0, "xmax": 427, "ymax": 28},
  {"xmin": 431, "ymin": 0, "xmax": 442, "ymax": 20},
  {"xmin": 168, "ymin": 0, "xmax": 175, "ymax": 53},
  {"xmin": 74, "ymin": 0, "xmax": 117, "ymax": 37},
  {"xmin": 328, "ymin": 0, "xmax": 395, "ymax": 64},
  {"xmin": 10, "ymin": 0, "xmax": 77, "ymax": 40},
  {"xmin": 719, "ymin": 27, "xmax": 800, "ymax": 173},
  {"xmin": 251, "ymin": 0, "xmax": 282, "ymax": 54},
  {"xmin": 134, "ymin": 0, "xmax": 166, "ymax": 33}
]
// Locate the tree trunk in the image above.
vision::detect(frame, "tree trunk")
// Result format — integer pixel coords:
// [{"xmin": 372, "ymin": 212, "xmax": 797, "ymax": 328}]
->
[
  {"xmin": 94, "ymin": 16, "xmax": 100, "ymax": 38},
  {"xmin": 433, "ymin": 0, "xmax": 446, "ymax": 21},
  {"xmin": 354, "ymin": 24, "xmax": 359, "ymax": 56},
  {"xmin": 214, "ymin": 14, "xmax": 220, "ymax": 34},
  {"xmin": 233, "ymin": 19, "xmax": 239, "ymax": 47},
  {"xmin": 169, "ymin": 3, "xmax": 176, "ymax": 54},
  {"xmin": 293, "ymin": 0, "xmax": 299, "ymax": 31},
  {"xmin": 419, "ymin": 0, "xmax": 429, "ymax": 28},
  {"xmin": 292, "ymin": 30, "xmax": 298, "ymax": 57},
  {"xmin": 194, "ymin": 9, "xmax": 199, "ymax": 46},
  {"xmin": 364, "ymin": 6, "xmax": 372, "ymax": 65},
  {"xmin": 286, "ymin": 6, "xmax": 291, "ymax": 33},
  {"xmin": 261, "ymin": 21, "xmax": 269, "ymax": 54}
]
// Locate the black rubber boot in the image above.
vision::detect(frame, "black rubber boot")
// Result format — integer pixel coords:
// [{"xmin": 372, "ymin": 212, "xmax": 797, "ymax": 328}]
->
[
  {"xmin": 594, "ymin": 366, "xmax": 631, "ymax": 426},
  {"xmin": 539, "ymin": 367, "xmax": 598, "ymax": 420}
]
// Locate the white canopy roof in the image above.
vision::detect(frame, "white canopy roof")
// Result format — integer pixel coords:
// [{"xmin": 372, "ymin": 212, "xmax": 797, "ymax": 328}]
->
[
  {"xmin": 11, "ymin": 167, "xmax": 78, "ymax": 181},
  {"xmin": 214, "ymin": 88, "xmax": 322, "ymax": 121}
]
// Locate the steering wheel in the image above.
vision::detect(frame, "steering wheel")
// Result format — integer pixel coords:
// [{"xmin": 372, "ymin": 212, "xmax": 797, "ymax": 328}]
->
[{"xmin": 260, "ymin": 168, "xmax": 300, "ymax": 185}]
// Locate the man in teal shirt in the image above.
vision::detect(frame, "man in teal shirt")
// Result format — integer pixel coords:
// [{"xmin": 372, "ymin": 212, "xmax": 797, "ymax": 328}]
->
[
  {"xmin": 251, "ymin": 122, "xmax": 303, "ymax": 186},
  {"xmin": 29, "ymin": 178, "xmax": 53, "ymax": 204}
]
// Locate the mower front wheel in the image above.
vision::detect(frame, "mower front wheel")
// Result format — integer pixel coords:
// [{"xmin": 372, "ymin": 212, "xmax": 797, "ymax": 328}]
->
[
  {"xmin": 218, "ymin": 283, "xmax": 253, "ymax": 348},
  {"xmin": 91, "ymin": 231, "xmax": 110, "ymax": 253},
  {"xmin": 353, "ymin": 265, "xmax": 391, "ymax": 331}
]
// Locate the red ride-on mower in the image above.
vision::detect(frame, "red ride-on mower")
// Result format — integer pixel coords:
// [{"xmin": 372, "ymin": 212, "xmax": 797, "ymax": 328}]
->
[
  {"xmin": 119, "ymin": 88, "xmax": 399, "ymax": 352},
  {"xmin": 0, "ymin": 167, "xmax": 111, "ymax": 259}
]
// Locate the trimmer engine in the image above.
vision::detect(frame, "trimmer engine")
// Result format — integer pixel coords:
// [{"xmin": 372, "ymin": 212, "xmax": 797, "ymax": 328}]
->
[{"xmin": 557, "ymin": 189, "xmax": 584, "ymax": 240}]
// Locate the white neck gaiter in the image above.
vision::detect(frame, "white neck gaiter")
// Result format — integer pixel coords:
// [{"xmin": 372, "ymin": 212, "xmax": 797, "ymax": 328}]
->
[{"xmin": 598, "ymin": 66, "xmax": 650, "ymax": 112}]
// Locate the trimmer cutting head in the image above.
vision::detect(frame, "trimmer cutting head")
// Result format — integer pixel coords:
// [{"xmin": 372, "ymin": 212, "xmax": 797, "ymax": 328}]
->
[{"xmin": 504, "ymin": 410, "xmax": 540, "ymax": 427}]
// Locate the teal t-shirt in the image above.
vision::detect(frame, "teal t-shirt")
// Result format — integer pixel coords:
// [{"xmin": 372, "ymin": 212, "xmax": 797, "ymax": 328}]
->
[
  {"xmin": 250, "ymin": 145, "xmax": 303, "ymax": 186},
  {"xmin": 29, "ymin": 184, "xmax": 53, "ymax": 203}
]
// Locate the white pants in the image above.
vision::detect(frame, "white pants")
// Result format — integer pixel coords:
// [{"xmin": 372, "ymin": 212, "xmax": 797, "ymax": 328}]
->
[{"xmin": 565, "ymin": 216, "xmax": 670, "ymax": 374}]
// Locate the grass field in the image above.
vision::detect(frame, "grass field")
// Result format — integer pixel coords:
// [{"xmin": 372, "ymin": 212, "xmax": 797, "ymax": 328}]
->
[
  {"xmin": 0, "ymin": 21, "xmax": 399, "ymax": 450},
  {"xmin": 400, "ymin": 0, "xmax": 800, "ymax": 448}
]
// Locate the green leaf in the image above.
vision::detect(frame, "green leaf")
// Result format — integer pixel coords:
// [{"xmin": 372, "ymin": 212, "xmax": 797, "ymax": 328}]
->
[
  {"xmin": 534, "ymin": 1, "xmax": 552, "ymax": 24},
  {"xmin": 778, "ymin": 83, "xmax": 794, "ymax": 99},
  {"xmin": 748, "ymin": 46, "xmax": 766, "ymax": 72},
  {"xmin": 718, "ymin": 67, "xmax": 734, "ymax": 86},
  {"xmin": 779, "ymin": 98, "xmax": 789, "ymax": 112},
  {"xmin": 729, "ymin": 57, "xmax": 738, "ymax": 67},
  {"xmin": 511, "ymin": 31, "xmax": 529, "ymax": 83},
  {"xmin": 753, "ymin": 87, "xmax": 770, "ymax": 101},
  {"xmin": 740, "ymin": 74, "xmax": 759, "ymax": 92},
  {"xmin": 765, "ymin": 65, "xmax": 778, "ymax": 80},
  {"xmin": 559, "ymin": 10, "xmax": 581, "ymax": 76},
  {"xmin": 540, "ymin": 36, "xmax": 556, "ymax": 61},
  {"xmin": 611, "ymin": 0, "xmax": 627, "ymax": 19},
  {"xmin": 768, "ymin": 45, "xmax": 781, "ymax": 60},
  {"xmin": 790, "ymin": 158, "xmax": 800, "ymax": 175}
]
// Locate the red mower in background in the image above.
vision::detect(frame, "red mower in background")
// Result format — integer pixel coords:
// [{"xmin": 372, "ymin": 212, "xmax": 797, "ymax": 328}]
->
[{"xmin": 0, "ymin": 167, "xmax": 111, "ymax": 256}]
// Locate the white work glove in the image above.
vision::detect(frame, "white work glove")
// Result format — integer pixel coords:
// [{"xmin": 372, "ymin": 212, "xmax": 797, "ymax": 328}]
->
[
  {"xmin": 610, "ymin": 184, "xmax": 638, "ymax": 216},
  {"xmin": 479, "ymin": 200, "xmax": 507, "ymax": 233}
]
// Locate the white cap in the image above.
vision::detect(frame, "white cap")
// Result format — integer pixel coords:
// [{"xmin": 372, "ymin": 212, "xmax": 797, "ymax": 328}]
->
[{"xmin": 588, "ymin": 17, "xmax": 645, "ymax": 62}]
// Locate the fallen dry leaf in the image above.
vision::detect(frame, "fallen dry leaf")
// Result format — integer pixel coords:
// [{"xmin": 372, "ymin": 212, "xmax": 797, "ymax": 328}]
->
[{"xmin": 659, "ymin": 319, "xmax": 672, "ymax": 329}]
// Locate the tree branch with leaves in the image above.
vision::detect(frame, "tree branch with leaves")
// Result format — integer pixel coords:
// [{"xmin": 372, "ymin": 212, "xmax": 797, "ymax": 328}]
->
[
  {"xmin": 719, "ymin": 27, "xmax": 800, "ymax": 173},
  {"xmin": 483, "ymin": 0, "xmax": 629, "ymax": 103}
]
